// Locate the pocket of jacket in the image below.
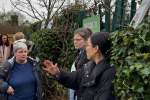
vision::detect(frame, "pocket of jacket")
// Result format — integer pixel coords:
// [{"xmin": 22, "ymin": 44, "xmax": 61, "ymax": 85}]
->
[
  {"xmin": 81, "ymin": 90, "xmax": 95, "ymax": 100},
  {"xmin": 88, "ymin": 90, "xmax": 96, "ymax": 96}
]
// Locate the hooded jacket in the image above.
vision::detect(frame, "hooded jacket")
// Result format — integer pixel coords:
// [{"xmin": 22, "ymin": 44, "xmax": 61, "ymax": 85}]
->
[
  {"xmin": 73, "ymin": 50, "xmax": 89, "ymax": 70},
  {"xmin": 8, "ymin": 39, "xmax": 31, "ymax": 60},
  {"xmin": 54, "ymin": 57, "xmax": 116, "ymax": 100},
  {"xmin": 0, "ymin": 56, "xmax": 43, "ymax": 100}
]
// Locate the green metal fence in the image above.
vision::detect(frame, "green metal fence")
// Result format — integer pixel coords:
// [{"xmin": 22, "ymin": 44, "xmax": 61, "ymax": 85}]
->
[
  {"xmin": 25, "ymin": 0, "xmax": 137, "ymax": 38},
  {"xmin": 77, "ymin": 0, "xmax": 137, "ymax": 33}
]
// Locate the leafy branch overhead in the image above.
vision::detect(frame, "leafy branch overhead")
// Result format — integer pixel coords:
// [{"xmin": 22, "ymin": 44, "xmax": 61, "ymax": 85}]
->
[{"xmin": 109, "ymin": 16, "xmax": 150, "ymax": 100}]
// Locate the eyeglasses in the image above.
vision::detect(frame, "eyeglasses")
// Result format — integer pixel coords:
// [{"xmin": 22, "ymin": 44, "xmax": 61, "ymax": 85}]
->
[
  {"xmin": 85, "ymin": 43, "xmax": 95, "ymax": 47},
  {"xmin": 73, "ymin": 39, "xmax": 84, "ymax": 42}
]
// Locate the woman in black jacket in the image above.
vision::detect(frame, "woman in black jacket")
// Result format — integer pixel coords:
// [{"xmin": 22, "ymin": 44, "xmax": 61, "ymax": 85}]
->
[
  {"xmin": 43, "ymin": 31, "xmax": 116, "ymax": 100},
  {"xmin": 70, "ymin": 28, "xmax": 92, "ymax": 100}
]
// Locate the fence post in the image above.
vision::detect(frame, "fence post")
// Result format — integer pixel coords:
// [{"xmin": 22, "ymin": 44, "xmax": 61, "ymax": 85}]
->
[
  {"xmin": 24, "ymin": 30, "xmax": 28, "ymax": 39},
  {"xmin": 112, "ymin": 0, "xmax": 128, "ymax": 31},
  {"xmin": 120, "ymin": 0, "xmax": 127, "ymax": 30},
  {"xmin": 99, "ymin": 4, "xmax": 102, "ymax": 31},
  {"xmin": 112, "ymin": 0, "xmax": 120, "ymax": 32},
  {"xmin": 76, "ymin": 11, "xmax": 87, "ymax": 27},
  {"xmin": 105, "ymin": 1, "xmax": 111, "ymax": 32},
  {"xmin": 130, "ymin": 0, "xmax": 136, "ymax": 22}
]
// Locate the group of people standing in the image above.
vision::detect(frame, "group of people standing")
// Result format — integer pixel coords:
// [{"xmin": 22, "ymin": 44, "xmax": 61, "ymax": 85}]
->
[
  {"xmin": 0, "ymin": 28, "xmax": 116, "ymax": 100},
  {"xmin": 0, "ymin": 32, "xmax": 31, "ymax": 65},
  {"xmin": 43, "ymin": 28, "xmax": 116, "ymax": 100},
  {"xmin": 0, "ymin": 32, "xmax": 43, "ymax": 100}
]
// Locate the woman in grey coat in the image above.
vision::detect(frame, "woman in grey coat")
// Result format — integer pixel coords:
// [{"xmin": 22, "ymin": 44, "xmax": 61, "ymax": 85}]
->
[{"xmin": 0, "ymin": 42, "xmax": 43, "ymax": 100}]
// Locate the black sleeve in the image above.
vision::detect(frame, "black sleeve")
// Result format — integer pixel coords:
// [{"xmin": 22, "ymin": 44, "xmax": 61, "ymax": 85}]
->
[
  {"xmin": 36, "ymin": 63, "xmax": 44, "ymax": 94},
  {"xmin": 8, "ymin": 44, "xmax": 14, "ymax": 60},
  {"xmin": 0, "ymin": 62, "xmax": 10, "ymax": 92},
  {"xmin": 25, "ymin": 42, "xmax": 31, "ymax": 50},
  {"xmin": 8, "ymin": 53, "xmax": 14, "ymax": 60},
  {"xmin": 53, "ymin": 68, "xmax": 83, "ymax": 90},
  {"xmin": 10, "ymin": 44, "xmax": 13, "ymax": 53}
]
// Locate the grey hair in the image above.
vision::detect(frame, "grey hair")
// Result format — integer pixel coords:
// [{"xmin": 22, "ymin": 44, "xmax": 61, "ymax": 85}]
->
[{"xmin": 13, "ymin": 42, "xmax": 27, "ymax": 52}]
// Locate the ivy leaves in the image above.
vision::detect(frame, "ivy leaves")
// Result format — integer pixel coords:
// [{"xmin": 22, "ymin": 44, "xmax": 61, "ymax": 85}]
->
[{"xmin": 109, "ymin": 16, "xmax": 150, "ymax": 100}]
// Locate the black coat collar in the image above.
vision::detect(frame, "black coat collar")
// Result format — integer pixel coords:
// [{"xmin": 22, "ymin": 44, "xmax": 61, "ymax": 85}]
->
[{"xmin": 83, "ymin": 57, "xmax": 110, "ymax": 87}]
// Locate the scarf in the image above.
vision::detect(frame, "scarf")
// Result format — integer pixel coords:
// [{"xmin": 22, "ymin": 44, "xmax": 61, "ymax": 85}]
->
[{"xmin": 1, "ymin": 46, "xmax": 7, "ymax": 64}]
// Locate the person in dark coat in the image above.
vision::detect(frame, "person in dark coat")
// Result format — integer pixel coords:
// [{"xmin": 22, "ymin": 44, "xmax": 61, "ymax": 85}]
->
[
  {"xmin": 0, "ymin": 42, "xmax": 43, "ymax": 100},
  {"xmin": 8, "ymin": 32, "xmax": 30, "ymax": 60},
  {"xmin": 43, "ymin": 31, "xmax": 116, "ymax": 100},
  {"xmin": 70, "ymin": 28, "xmax": 92, "ymax": 100},
  {"xmin": 73, "ymin": 28, "xmax": 92, "ymax": 70}
]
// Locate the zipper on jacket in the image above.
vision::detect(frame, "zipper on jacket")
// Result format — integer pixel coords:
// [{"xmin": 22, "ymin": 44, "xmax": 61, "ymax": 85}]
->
[{"xmin": 77, "ymin": 52, "xmax": 84, "ymax": 70}]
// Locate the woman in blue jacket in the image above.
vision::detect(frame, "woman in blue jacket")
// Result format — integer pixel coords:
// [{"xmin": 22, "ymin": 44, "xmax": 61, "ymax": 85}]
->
[{"xmin": 0, "ymin": 42, "xmax": 43, "ymax": 100}]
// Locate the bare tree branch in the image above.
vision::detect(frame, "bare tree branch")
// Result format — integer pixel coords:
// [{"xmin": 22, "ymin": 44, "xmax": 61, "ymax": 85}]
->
[
  {"xmin": 26, "ymin": 0, "xmax": 43, "ymax": 20},
  {"xmin": 48, "ymin": 0, "xmax": 52, "ymax": 12},
  {"xmin": 10, "ymin": 0, "xmax": 41, "ymax": 21},
  {"xmin": 0, "ymin": 0, "xmax": 8, "ymax": 14},
  {"xmin": 52, "ymin": 0, "xmax": 65, "ymax": 18},
  {"xmin": 100, "ymin": 0, "xmax": 128, "ymax": 26},
  {"xmin": 49, "ymin": 0, "xmax": 57, "ymax": 17},
  {"xmin": 10, "ymin": 0, "xmax": 68, "ymax": 21},
  {"xmin": 41, "ymin": 0, "xmax": 48, "ymax": 10}
]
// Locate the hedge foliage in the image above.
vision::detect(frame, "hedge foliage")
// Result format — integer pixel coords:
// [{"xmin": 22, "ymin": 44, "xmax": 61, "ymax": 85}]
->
[
  {"xmin": 30, "ymin": 4, "xmax": 82, "ymax": 100},
  {"xmin": 109, "ymin": 16, "xmax": 150, "ymax": 100}
]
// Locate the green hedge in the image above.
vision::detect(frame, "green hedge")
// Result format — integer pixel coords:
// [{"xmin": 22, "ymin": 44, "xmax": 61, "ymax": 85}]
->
[
  {"xmin": 30, "ymin": 4, "xmax": 82, "ymax": 100},
  {"xmin": 110, "ymin": 16, "xmax": 150, "ymax": 100}
]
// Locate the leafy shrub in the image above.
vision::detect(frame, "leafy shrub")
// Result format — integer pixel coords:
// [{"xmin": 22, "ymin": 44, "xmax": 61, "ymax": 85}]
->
[
  {"xmin": 109, "ymin": 16, "xmax": 150, "ymax": 100},
  {"xmin": 30, "ymin": 4, "xmax": 81, "ymax": 100},
  {"xmin": 30, "ymin": 21, "xmax": 42, "ymax": 33}
]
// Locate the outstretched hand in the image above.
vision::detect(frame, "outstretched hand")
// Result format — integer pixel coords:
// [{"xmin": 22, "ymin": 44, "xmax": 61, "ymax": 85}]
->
[{"xmin": 42, "ymin": 60, "xmax": 60, "ymax": 77}]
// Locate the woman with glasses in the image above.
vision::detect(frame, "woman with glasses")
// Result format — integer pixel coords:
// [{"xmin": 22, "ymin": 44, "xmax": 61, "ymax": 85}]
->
[
  {"xmin": 43, "ymin": 31, "xmax": 116, "ymax": 100},
  {"xmin": 0, "ymin": 34, "xmax": 11, "ymax": 67},
  {"xmin": 70, "ymin": 28, "xmax": 92, "ymax": 100}
]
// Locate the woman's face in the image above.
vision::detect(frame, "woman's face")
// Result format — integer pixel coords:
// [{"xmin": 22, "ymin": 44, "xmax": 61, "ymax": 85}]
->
[
  {"xmin": 86, "ymin": 38, "xmax": 95, "ymax": 61},
  {"xmin": 14, "ymin": 48, "xmax": 27, "ymax": 62},
  {"xmin": 73, "ymin": 34, "xmax": 86, "ymax": 50},
  {"xmin": 2, "ymin": 35, "xmax": 7, "ymax": 44}
]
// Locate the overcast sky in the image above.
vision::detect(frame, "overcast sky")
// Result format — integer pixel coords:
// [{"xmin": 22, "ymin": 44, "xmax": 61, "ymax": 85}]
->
[
  {"xmin": 0, "ymin": 0, "xmax": 39, "ymax": 23},
  {"xmin": 0, "ymin": 0, "xmax": 12, "ymax": 12},
  {"xmin": 0, "ymin": 0, "xmax": 140, "ymax": 23}
]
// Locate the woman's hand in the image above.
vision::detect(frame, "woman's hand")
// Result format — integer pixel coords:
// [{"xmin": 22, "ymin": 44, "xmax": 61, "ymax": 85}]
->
[
  {"xmin": 7, "ymin": 86, "xmax": 14, "ymax": 95},
  {"xmin": 43, "ymin": 60, "xmax": 60, "ymax": 77}
]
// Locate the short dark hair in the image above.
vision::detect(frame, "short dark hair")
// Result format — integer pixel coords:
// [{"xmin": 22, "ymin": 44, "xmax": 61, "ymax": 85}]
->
[{"xmin": 0, "ymin": 34, "xmax": 10, "ymax": 47}]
